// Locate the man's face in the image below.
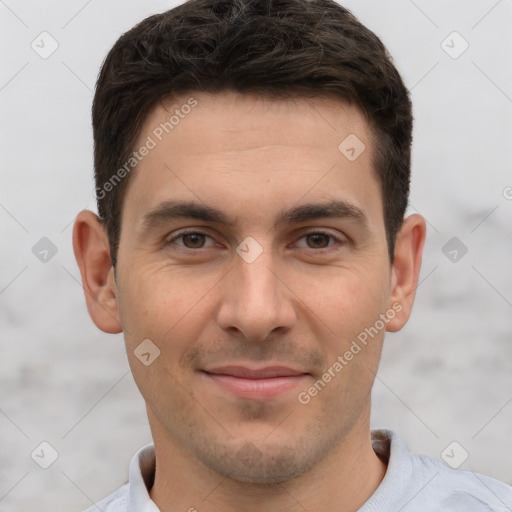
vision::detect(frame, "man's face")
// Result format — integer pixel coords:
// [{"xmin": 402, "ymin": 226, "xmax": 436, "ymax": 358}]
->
[{"xmin": 115, "ymin": 91, "xmax": 393, "ymax": 483}]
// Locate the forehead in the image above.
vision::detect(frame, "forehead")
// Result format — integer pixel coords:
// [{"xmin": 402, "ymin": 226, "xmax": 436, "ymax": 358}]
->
[
  {"xmin": 141, "ymin": 91, "xmax": 372, "ymax": 155},
  {"xmin": 122, "ymin": 90, "xmax": 382, "ymax": 231}
]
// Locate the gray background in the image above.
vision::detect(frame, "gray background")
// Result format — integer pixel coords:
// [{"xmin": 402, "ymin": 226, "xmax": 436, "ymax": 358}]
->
[{"xmin": 0, "ymin": 0, "xmax": 511, "ymax": 510}]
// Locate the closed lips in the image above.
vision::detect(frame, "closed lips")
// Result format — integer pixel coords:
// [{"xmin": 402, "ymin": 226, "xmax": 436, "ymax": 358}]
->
[{"xmin": 202, "ymin": 366, "xmax": 308, "ymax": 379}]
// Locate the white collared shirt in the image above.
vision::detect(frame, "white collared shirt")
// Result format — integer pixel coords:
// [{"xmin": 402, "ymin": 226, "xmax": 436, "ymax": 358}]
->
[{"xmin": 83, "ymin": 429, "xmax": 512, "ymax": 511}]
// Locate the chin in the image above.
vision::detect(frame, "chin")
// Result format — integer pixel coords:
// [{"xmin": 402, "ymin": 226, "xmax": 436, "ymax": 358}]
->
[{"xmin": 195, "ymin": 441, "xmax": 323, "ymax": 485}]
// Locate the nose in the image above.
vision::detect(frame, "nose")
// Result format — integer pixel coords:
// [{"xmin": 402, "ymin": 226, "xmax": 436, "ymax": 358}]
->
[{"xmin": 215, "ymin": 245, "xmax": 297, "ymax": 342}]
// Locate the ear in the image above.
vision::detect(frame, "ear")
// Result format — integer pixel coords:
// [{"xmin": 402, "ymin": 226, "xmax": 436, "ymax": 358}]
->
[
  {"xmin": 72, "ymin": 210, "xmax": 122, "ymax": 334},
  {"xmin": 386, "ymin": 214, "xmax": 426, "ymax": 332}
]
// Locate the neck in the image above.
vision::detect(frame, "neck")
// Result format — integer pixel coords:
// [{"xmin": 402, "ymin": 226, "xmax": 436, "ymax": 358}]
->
[{"xmin": 148, "ymin": 409, "xmax": 387, "ymax": 512}]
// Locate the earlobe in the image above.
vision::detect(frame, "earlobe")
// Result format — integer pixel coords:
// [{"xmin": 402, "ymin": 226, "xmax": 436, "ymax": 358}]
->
[
  {"xmin": 386, "ymin": 214, "xmax": 426, "ymax": 332},
  {"xmin": 72, "ymin": 210, "xmax": 123, "ymax": 334}
]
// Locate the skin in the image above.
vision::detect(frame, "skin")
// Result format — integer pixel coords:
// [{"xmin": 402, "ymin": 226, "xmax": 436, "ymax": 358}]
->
[{"xmin": 73, "ymin": 90, "xmax": 426, "ymax": 511}]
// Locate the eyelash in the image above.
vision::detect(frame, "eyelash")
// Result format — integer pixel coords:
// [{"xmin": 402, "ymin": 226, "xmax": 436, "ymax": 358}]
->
[{"xmin": 166, "ymin": 229, "xmax": 345, "ymax": 251}]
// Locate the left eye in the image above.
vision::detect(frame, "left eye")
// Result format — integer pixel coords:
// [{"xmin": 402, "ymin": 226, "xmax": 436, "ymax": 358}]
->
[
  {"xmin": 295, "ymin": 232, "xmax": 340, "ymax": 249},
  {"xmin": 167, "ymin": 231, "xmax": 342, "ymax": 250}
]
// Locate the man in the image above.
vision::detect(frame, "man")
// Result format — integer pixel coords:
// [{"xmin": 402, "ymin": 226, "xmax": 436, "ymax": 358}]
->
[{"xmin": 73, "ymin": 0, "xmax": 512, "ymax": 510}]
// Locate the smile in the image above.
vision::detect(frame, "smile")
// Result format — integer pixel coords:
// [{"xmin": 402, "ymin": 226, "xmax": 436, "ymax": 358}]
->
[{"xmin": 201, "ymin": 366, "xmax": 309, "ymax": 400}]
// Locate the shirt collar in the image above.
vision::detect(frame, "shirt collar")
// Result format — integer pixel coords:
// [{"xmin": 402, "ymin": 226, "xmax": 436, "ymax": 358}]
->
[{"xmin": 127, "ymin": 443, "xmax": 159, "ymax": 512}]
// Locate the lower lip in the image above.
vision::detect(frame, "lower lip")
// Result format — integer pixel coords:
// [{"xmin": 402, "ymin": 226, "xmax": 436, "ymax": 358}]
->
[{"xmin": 202, "ymin": 372, "xmax": 308, "ymax": 400}]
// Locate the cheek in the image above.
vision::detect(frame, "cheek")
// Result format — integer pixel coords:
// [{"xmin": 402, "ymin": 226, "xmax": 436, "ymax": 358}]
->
[
  {"xmin": 298, "ymin": 264, "xmax": 390, "ymax": 345},
  {"xmin": 120, "ymin": 276, "xmax": 213, "ymax": 407},
  {"xmin": 299, "ymin": 271, "xmax": 387, "ymax": 413},
  {"xmin": 119, "ymin": 265, "xmax": 210, "ymax": 336},
  {"xmin": 118, "ymin": 267, "xmax": 220, "ymax": 378}
]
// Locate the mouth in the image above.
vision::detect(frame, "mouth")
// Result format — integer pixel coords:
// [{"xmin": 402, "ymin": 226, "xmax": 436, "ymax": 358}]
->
[{"xmin": 201, "ymin": 365, "xmax": 310, "ymax": 400}]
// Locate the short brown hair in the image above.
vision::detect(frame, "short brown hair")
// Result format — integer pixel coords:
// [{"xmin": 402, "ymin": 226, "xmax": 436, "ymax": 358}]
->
[{"xmin": 92, "ymin": 0, "xmax": 412, "ymax": 267}]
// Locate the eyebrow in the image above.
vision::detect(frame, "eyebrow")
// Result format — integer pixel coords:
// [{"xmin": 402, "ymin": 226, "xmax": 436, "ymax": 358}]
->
[{"xmin": 137, "ymin": 198, "xmax": 368, "ymax": 235}]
